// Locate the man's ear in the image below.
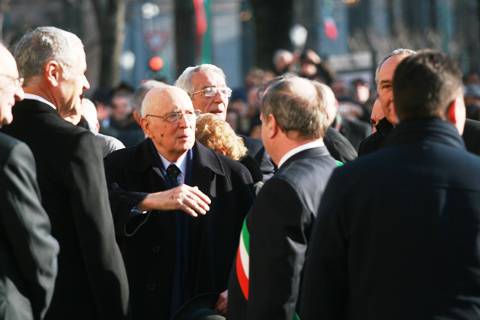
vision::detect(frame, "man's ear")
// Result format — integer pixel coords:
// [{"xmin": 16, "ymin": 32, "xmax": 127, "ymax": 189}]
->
[
  {"xmin": 263, "ymin": 113, "xmax": 278, "ymax": 139},
  {"xmin": 446, "ymin": 95, "xmax": 466, "ymax": 134},
  {"xmin": 447, "ymin": 99, "xmax": 457, "ymax": 124},
  {"xmin": 44, "ymin": 60, "xmax": 61, "ymax": 87},
  {"xmin": 140, "ymin": 117, "xmax": 151, "ymax": 138}
]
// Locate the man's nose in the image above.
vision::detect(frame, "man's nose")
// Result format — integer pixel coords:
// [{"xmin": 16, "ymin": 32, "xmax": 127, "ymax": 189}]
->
[
  {"xmin": 83, "ymin": 76, "xmax": 91, "ymax": 91},
  {"xmin": 14, "ymin": 85, "xmax": 24, "ymax": 101},
  {"xmin": 177, "ymin": 113, "xmax": 189, "ymax": 127}
]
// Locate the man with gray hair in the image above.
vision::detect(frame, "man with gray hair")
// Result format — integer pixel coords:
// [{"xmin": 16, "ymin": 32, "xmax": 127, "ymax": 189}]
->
[
  {"xmin": 176, "ymin": 64, "xmax": 275, "ymax": 181},
  {"xmin": 2, "ymin": 27, "xmax": 129, "ymax": 320},
  {"xmin": 358, "ymin": 48, "xmax": 416, "ymax": 156},
  {"xmin": 228, "ymin": 76, "xmax": 338, "ymax": 320}
]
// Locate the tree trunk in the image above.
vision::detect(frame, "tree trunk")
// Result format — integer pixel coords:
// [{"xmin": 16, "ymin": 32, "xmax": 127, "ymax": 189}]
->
[
  {"xmin": 174, "ymin": 0, "xmax": 196, "ymax": 78},
  {"xmin": 91, "ymin": 0, "xmax": 127, "ymax": 88},
  {"xmin": 251, "ymin": 0, "xmax": 293, "ymax": 70}
]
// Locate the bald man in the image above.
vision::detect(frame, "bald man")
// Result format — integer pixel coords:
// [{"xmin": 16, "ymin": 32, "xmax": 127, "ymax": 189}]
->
[
  {"xmin": 0, "ymin": 43, "xmax": 58, "ymax": 320},
  {"xmin": 104, "ymin": 85, "xmax": 254, "ymax": 320},
  {"xmin": 228, "ymin": 77, "xmax": 337, "ymax": 320},
  {"xmin": 358, "ymin": 49, "xmax": 416, "ymax": 156}
]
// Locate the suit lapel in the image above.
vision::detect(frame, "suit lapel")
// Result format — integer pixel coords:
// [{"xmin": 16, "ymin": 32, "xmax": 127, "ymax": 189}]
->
[{"xmin": 190, "ymin": 142, "xmax": 227, "ymax": 198}]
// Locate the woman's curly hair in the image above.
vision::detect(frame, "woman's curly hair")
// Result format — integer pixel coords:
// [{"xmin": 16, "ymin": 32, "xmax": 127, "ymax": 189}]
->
[{"xmin": 196, "ymin": 114, "xmax": 247, "ymax": 161}]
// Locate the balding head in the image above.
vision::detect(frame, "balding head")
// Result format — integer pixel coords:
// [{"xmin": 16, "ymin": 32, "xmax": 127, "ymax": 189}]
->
[
  {"xmin": 141, "ymin": 86, "xmax": 192, "ymax": 117},
  {"xmin": 261, "ymin": 76, "xmax": 332, "ymax": 139},
  {"xmin": 376, "ymin": 49, "xmax": 416, "ymax": 125},
  {"xmin": 0, "ymin": 43, "xmax": 24, "ymax": 126},
  {"xmin": 140, "ymin": 85, "xmax": 196, "ymax": 162}
]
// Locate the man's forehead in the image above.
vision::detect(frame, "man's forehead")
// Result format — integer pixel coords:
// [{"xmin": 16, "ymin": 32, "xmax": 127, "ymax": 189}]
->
[
  {"xmin": 0, "ymin": 48, "xmax": 19, "ymax": 78},
  {"xmin": 157, "ymin": 89, "xmax": 193, "ymax": 112},
  {"xmin": 191, "ymin": 70, "xmax": 226, "ymax": 88},
  {"xmin": 379, "ymin": 54, "xmax": 408, "ymax": 78}
]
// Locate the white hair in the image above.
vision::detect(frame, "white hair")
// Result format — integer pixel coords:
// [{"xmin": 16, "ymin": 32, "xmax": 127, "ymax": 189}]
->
[{"xmin": 175, "ymin": 64, "xmax": 226, "ymax": 94}]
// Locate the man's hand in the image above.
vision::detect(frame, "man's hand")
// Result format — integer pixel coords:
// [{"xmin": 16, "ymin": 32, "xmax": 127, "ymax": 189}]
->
[
  {"xmin": 215, "ymin": 290, "xmax": 228, "ymax": 315},
  {"xmin": 139, "ymin": 185, "xmax": 211, "ymax": 217}
]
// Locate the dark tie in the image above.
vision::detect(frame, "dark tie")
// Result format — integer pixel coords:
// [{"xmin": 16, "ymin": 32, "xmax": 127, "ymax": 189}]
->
[
  {"xmin": 166, "ymin": 164, "xmax": 182, "ymax": 187},
  {"xmin": 167, "ymin": 164, "xmax": 187, "ymax": 314}
]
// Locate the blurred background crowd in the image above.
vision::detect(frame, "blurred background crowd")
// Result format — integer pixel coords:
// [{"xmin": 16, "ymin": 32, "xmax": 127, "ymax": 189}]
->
[{"xmin": 1, "ymin": 0, "xmax": 480, "ymax": 149}]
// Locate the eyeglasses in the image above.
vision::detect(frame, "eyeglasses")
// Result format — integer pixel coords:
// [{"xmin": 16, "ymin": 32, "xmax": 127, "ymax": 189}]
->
[
  {"xmin": 0, "ymin": 74, "xmax": 24, "ymax": 89},
  {"xmin": 191, "ymin": 86, "xmax": 232, "ymax": 98},
  {"xmin": 145, "ymin": 110, "xmax": 201, "ymax": 123}
]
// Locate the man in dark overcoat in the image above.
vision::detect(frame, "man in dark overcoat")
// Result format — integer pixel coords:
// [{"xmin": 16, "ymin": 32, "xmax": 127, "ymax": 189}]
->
[
  {"xmin": 104, "ymin": 85, "xmax": 254, "ymax": 320},
  {"xmin": 2, "ymin": 27, "xmax": 129, "ymax": 320},
  {"xmin": 301, "ymin": 50, "xmax": 480, "ymax": 320},
  {"xmin": 0, "ymin": 42, "xmax": 59, "ymax": 320},
  {"xmin": 227, "ymin": 78, "xmax": 338, "ymax": 320}
]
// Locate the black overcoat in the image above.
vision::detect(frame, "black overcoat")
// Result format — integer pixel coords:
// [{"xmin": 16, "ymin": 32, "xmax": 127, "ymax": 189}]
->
[
  {"xmin": 228, "ymin": 146, "xmax": 337, "ymax": 320},
  {"xmin": 302, "ymin": 119, "xmax": 480, "ymax": 320},
  {"xmin": 104, "ymin": 139, "xmax": 254, "ymax": 320},
  {"xmin": 0, "ymin": 133, "xmax": 58, "ymax": 320},
  {"xmin": 2, "ymin": 99, "xmax": 129, "ymax": 320}
]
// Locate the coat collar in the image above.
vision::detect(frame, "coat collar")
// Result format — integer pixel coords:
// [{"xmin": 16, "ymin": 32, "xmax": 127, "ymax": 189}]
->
[
  {"xmin": 131, "ymin": 139, "xmax": 226, "ymax": 177},
  {"xmin": 280, "ymin": 145, "xmax": 331, "ymax": 169},
  {"xmin": 386, "ymin": 118, "xmax": 465, "ymax": 150},
  {"xmin": 14, "ymin": 98, "xmax": 61, "ymax": 117}
]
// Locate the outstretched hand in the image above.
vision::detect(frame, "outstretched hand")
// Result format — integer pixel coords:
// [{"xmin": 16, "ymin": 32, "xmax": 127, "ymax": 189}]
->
[{"xmin": 139, "ymin": 185, "xmax": 211, "ymax": 217}]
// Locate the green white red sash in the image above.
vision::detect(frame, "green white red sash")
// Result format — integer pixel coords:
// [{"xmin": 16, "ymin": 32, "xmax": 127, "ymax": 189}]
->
[
  {"xmin": 236, "ymin": 218, "xmax": 250, "ymax": 299},
  {"xmin": 235, "ymin": 218, "xmax": 301, "ymax": 320}
]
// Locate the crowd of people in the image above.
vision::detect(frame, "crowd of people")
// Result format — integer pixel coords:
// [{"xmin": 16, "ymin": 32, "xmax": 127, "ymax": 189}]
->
[{"xmin": 2, "ymin": 25, "xmax": 480, "ymax": 320}]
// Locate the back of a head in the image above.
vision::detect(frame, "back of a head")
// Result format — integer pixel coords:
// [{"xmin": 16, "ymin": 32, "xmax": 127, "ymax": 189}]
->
[
  {"xmin": 261, "ymin": 76, "xmax": 331, "ymax": 139},
  {"xmin": 14, "ymin": 26, "xmax": 82, "ymax": 82},
  {"xmin": 175, "ymin": 64, "xmax": 225, "ymax": 93},
  {"xmin": 393, "ymin": 50, "xmax": 463, "ymax": 121},
  {"xmin": 81, "ymin": 98, "xmax": 100, "ymax": 133},
  {"xmin": 131, "ymin": 80, "xmax": 165, "ymax": 114}
]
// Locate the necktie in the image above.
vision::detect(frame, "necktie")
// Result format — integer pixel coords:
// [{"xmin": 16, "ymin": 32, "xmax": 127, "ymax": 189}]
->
[
  {"xmin": 167, "ymin": 163, "xmax": 187, "ymax": 314},
  {"xmin": 166, "ymin": 164, "xmax": 181, "ymax": 187}
]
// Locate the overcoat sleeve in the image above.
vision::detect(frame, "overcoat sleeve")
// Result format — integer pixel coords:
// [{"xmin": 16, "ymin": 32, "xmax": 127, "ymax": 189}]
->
[
  {"xmin": 0, "ymin": 141, "xmax": 59, "ymax": 319},
  {"xmin": 66, "ymin": 132, "xmax": 130, "ymax": 319},
  {"xmin": 300, "ymin": 169, "xmax": 348, "ymax": 320}
]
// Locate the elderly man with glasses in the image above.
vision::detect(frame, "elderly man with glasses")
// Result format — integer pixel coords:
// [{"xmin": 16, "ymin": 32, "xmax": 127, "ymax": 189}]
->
[
  {"xmin": 104, "ymin": 85, "xmax": 254, "ymax": 320},
  {"xmin": 176, "ymin": 64, "xmax": 275, "ymax": 182}
]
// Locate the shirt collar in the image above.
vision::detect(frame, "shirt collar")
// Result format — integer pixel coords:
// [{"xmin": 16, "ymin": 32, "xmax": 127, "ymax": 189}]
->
[
  {"xmin": 23, "ymin": 93, "xmax": 57, "ymax": 110},
  {"xmin": 278, "ymin": 139, "xmax": 324, "ymax": 168},
  {"xmin": 158, "ymin": 152, "xmax": 188, "ymax": 179}
]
